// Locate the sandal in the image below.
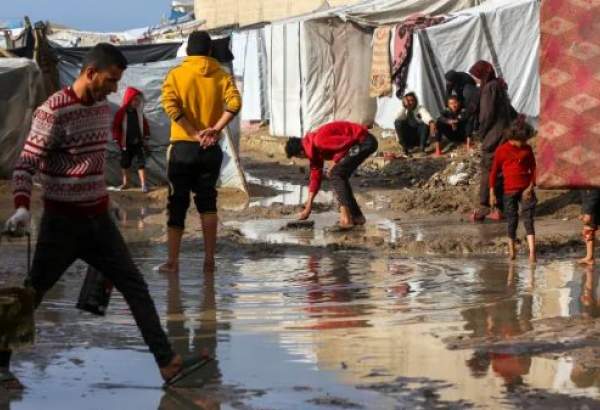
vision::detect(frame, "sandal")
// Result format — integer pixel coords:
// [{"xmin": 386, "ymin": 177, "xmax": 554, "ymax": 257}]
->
[
  {"xmin": 163, "ymin": 356, "xmax": 215, "ymax": 388},
  {"xmin": 0, "ymin": 368, "xmax": 24, "ymax": 391}
]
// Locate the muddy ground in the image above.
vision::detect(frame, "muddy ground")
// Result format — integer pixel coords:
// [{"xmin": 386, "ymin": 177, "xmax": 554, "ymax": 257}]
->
[{"xmin": 1, "ymin": 126, "xmax": 597, "ymax": 410}]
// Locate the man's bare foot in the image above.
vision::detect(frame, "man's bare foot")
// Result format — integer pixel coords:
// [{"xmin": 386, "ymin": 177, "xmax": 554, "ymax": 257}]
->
[
  {"xmin": 578, "ymin": 257, "xmax": 595, "ymax": 265},
  {"xmin": 160, "ymin": 354, "xmax": 183, "ymax": 382},
  {"xmin": 0, "ymin": 368, "xmax": 24, "ymax": 391},
  {"xmin": 353, "ymin": 216, "xmax": 366, "ymax": 226},
  {"xmin": 158, "ymin": 262, "xmax": 179, "ymax": 274}
]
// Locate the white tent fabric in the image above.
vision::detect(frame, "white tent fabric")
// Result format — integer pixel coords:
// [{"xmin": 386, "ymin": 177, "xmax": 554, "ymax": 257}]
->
[
  {"xmin": 57, "ymin": 58, "xmax": 247, "ymax": 192},
  {"xmin": 375, "ymin": 0, "xmax": 540, "ymax": 129},
  {"xmin": 231, "ymin": 29, "xmax": 270, "ymax": 122},
  {"xmin": 0, "ymin": 59, "xmax": 45, "ymax": 177},
  {"xmin": 266, "ymin": 23, "xmax": 305, "ymax": 137},
  {"xmin": 336, "ymin": 0, "xmax": 484, "ymax": 25},
  {"xmin": 267, "ymin": 18, "xmax": 376, "ymax": 137},
  {"xmin": 266, "ymin": 0, "xmax": 484, "ymax": 137}
]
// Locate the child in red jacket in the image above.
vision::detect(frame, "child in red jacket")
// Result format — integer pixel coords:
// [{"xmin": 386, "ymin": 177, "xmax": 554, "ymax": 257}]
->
[
  {"xmin": 285, "ymin": 121, "xmax": 378, "ymax": 229},
  {"xmin": 112, "ymin": 87, "xmax": 150, "ymax": 192},
  {"xmin": 489, "ymin": 118, "xmax": 536, "ymax": 263}
]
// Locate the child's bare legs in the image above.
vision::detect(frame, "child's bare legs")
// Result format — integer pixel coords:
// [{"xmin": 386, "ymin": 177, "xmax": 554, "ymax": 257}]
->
[
  {"xmin": 579, "ymin": 219, "xmax": 595, "ymax": 265},
  {"xmin": 121, "ymin": 168, "xmax": 129, "ymax": 188},
  {"xmin": 339, "ymin": 206, "xmax": 354, "ymax": 228},
  {"xmin": 527, "ymin": 234, "xmax": 536, "ymax": 264},
  {"xmin": 508, "ymin": 238, "xmax": 516, "ymax": 260},
  {"xmin": 138, "ymin": 168, "xmax": 147, "ymax": 192}
]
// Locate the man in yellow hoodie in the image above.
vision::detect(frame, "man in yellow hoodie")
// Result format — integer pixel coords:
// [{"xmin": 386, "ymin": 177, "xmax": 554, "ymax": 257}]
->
[{"xmin": 159, "ymin": 31, "xmax": 241, "ymax": 274}]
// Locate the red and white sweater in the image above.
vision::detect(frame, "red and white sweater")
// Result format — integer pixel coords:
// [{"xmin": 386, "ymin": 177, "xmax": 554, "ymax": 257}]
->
[{"xmin": 13, "ymin": 88, "xmax": 110, "ymax": 216}]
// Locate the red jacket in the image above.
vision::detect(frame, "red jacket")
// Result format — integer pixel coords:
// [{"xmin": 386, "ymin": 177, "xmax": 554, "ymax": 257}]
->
[
  {"xmin": 302, "ymin": 121, "xmax": 369, "ymax": 193},
  {"xmin": 489, "ymin": 142, "xmax": 536, "ymax": 194},
  {"xmin": 112, "ymin": 87, "xmax": 150, "ymax": 149}
]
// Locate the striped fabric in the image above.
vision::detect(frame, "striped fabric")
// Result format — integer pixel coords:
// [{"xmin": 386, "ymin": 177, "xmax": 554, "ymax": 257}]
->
[{"xmin": 13, "ymin": 88, "xmax": 110, "ymax": 215}]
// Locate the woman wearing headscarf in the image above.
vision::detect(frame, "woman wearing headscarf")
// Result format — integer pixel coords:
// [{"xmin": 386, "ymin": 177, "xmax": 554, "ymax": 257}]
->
[
  {"xmin": 469, "ymin": 60, "xmax": 516, "ymax": 221},
  {"xmin": 445, "ymin": 70, "xmax": 479, "ymax": 140}
]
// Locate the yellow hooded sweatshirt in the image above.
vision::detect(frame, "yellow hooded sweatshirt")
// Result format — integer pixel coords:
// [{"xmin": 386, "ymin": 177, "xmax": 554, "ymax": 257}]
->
[{"xmin": 162, "ymin": 56, "xmax": 242, "ymax": 142}]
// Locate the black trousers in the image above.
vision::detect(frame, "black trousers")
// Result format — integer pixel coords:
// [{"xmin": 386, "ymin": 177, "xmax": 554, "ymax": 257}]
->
[
  {"xmin": 329, "ymin": 134, "xmax": 378, "ymax": 218},
  {"xmin": 394, "ymin": 119, "xmax": 429, "ymax": 151},
  {"xmin": 504, "ymin": 191, "xmax": 536, "ymax": 240},
  {"xmin": 480, "ymin": 153, "xmax": 504, "ymax": 210},
  {"xmin": 167, "ymin": 142, "xmax": 223, "ymax": 228},
  {"xmin": 24, "ymin": 210, "xmax": 174, "ymax": 367},
  {"xmin": 433, "ymin": 121, "xmax": 467, "ymax": 144},
  {"xmin": 120, "ymin": 144, "xmax": 146, "ymax": 170}
]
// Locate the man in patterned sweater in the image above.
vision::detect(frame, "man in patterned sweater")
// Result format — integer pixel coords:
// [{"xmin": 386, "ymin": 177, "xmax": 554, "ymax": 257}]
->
[{"xmin": 2, "ymin": 43, "xmax": 198, "ymax": 389}]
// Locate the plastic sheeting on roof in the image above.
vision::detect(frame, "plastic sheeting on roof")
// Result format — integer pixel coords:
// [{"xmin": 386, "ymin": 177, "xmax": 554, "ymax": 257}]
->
[
  {"xmin": 375, "ymin": 0, "xmax": 539, "ymax": 129},
  {"xmin": 56, "ymin": 58, "xmax": 247, "ymax": 192},
  {"xmin": 0, "ymin": 59, "xmax": 45, "ymax": 177},
  {"xmin": 336, "ymin": 0, "xmax": 484, "ymax": 25}
]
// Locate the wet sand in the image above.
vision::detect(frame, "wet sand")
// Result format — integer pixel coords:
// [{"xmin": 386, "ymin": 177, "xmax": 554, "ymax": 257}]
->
[{"xmin": 0, "ymin": 137, "xmax": 596, "ymax": 410}]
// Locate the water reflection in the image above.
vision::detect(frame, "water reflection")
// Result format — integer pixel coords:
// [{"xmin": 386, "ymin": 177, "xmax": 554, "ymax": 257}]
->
[{"xmin": 159, "ymin": 271, "xmax": 221, "ymax": 408}]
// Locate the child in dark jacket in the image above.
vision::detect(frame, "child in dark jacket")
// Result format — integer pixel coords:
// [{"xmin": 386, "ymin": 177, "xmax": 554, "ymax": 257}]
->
[
  {"xmin": 578, "ymin": 190, "xmax": 600, "ymax": 265},
  {"xmin": 489, "ymin": 119, "xmax": 536, "ymax": 263},
  {"xmin": 433, "ymin": 96, "xmax": 471, "ymax": 156}
]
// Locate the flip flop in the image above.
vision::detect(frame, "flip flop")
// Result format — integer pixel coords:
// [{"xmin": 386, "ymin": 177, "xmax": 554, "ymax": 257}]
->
[
  {"xmin": 0, "ymin": 368, "xmax": 24, "ymax": 391},
  {"xmin": 163, "ymin": 356, "xmax": 215, "ymax": 388},
  {"xmin": 325, "ymin": 224, "xmax": 356, "ymax": 233}
]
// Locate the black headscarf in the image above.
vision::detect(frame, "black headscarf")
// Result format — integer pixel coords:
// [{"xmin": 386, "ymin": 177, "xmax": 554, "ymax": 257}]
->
[{"xmin": 445, "ymin": 70, "xmax": 476, "ymax": 101}]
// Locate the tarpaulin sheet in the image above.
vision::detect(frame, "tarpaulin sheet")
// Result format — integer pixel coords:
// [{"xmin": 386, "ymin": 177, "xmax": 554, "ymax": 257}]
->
[
  {"xmin": 375, "ymin": 0, "xmax": 540, "ymax": 129},
  {"xmin": 0, "ymin": 59, "xmax": 45, "ymax": 177},
  {"xmin": 537, "ymin": 0, "xmax": 600, "ymax": 189},
  {"xmin": 52, "ymin": 42, "xmax": 182, "ymax": 66},
  {"xmin": 231, "ymin": 29, "xmax": 270, "ymax": 121},
  {"xmin": 57, "ymin": 58, "xmax": 247, "ymax": 192},
  {"xmin": 267, "ymin": 19, "xmax": 376, "ymax": 137}
]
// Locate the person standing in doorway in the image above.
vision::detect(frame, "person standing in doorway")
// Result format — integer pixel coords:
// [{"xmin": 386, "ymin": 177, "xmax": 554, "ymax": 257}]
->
[
  {"xmin": 159, "ymin": 31, "xmax": 241, "ymax": 274},
  {"xmin": 113, "ymin": 87, "xmax": 150, "ymax": 192}
]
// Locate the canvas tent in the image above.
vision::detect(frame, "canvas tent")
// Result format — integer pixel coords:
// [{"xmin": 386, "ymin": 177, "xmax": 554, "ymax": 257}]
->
[
  {"xmin": 375, "ymin": 0, "xmax": 540, "ymax": 129},
  {"xmin": 0, "ymin": 58, "xmax": 45, "ymax": 177},
  {"xmin": 267, "ymin": 18, "xmax": 375, "ymax": 137},
  {"xmin": 265, "ymin": 0, "xmax": 483, "ymax": 137},
  {"xmin": 53, "ymin": 43, "xmax": 247, "ymax": 193}
]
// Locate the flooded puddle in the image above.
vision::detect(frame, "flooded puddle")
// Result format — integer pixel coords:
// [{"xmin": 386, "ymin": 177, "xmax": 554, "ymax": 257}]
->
[
  {"xmin": 3, "ymin": 235, "xmax": 600, "ymax": 409},
  {"xmin": 245, "ymin": 174, "xmax": 334, "ymax": 208}
]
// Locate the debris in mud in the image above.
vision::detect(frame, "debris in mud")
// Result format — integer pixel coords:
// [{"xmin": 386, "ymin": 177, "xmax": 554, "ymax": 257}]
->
[
  {"xmin": 279, "ymin": 220, "xmax": 315, "ymax": 231},
  {"xmin": 307, "ymin": 395, "xmax": 364, "ymax": 409},
  {"xmin": 357, "ymin": 376, "xmax": 474, "ymax": 409}
]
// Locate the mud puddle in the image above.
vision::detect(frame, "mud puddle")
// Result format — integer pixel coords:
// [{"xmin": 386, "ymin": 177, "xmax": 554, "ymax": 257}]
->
[
  {"xmin": 245, "ymin": 174, "xmax": 334, "ymax": 208},
  {"xmin": 3, "ymin": 237, "xmax": 600, "ymax": 409}
]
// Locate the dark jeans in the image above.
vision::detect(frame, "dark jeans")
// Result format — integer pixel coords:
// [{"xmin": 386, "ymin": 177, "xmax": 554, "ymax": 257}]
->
[
  {"xmin": 394, "ymin": 119, "xmax": 429, "ymax": 152},
  {"xmin": 28, "ymin": 210, "xmax": 174, "ymax": 367},
  {"xmin": 504, "ymin": 191, "xmax": 536, "ymax": 240},
  {"xmin": 167, "ymin": 142, "xmax": 223, "ymax": 228},
  {"xmin": 581, "ymin": 189, "xmax": 600, "ymax": 227},
  {"xmin": 433, "ymin": 121, "xmax": 467, "ymax": 144},
  {"xmin": 480, "ymin": 152, "xmax": 504, "ymax": 210},
  {"xmin": 330, "ymin": 134, "xmax": 378, "ymax": 218}
]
